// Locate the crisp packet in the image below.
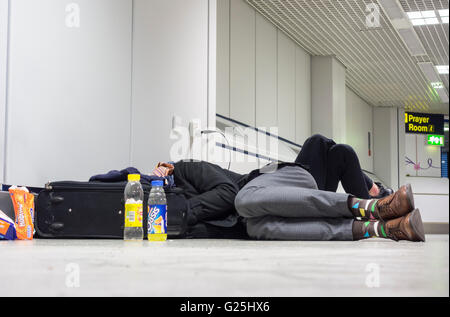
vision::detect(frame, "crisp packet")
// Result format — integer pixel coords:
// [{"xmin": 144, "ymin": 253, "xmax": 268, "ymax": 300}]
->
[
  {"xmin": 9, "ymin": 186, "xmax": 34, "ymax": 240},
  {"xmin": 0, "ymin": 209, "xmax": 16, "ymax": 240}
]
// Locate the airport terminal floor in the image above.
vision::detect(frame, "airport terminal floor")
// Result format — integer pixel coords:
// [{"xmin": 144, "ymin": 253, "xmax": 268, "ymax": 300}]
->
[{"xmin": 1, "ymin": 236, "xmax": 448, "ymax": 297}]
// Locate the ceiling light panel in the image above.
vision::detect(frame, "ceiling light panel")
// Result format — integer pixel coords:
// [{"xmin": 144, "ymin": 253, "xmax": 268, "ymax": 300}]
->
[
  {"xmin": 407, "ymin": 11, "xmax": 422, "ymax": 19},
  {"xmin": 436, "ymin": 65, "xmax": 449, "ymax": 74},
  {"xmin": 407, "ymin": 10, "xmax": 445, "ymax": 25},
  {"xmin": 397, "ymin": 28, "xmax": 427, "ymax": 56},
  {"xmin": 378, "ymin": 0, "xmax": 406, "ymax": 19},
  {"xmin": 438, "ymin": 9, "xmax": 449, "ymax": 17},
  {"xmin": 421, "ymin": 10, "xmax": 436, "ymax": 18},
  {"xmin": 425, "ymin": 17, "xmax": 439, "ymax": 24},
  {"xmin": 419, "ymin": 62, "xmax": 442, "ymax": 82},
  {"xmin": 411, "ymin": 18, "xmax": 426, "ymax": 25}
]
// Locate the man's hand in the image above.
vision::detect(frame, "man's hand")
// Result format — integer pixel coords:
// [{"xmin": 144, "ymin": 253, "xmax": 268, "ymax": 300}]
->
[
  {"xmin": 369, "ymin": 182, "xmax": 380, "ymax": 197},
  {"xmin": 152, "ymin": 162, "xmax": 174, "ymax": 177}
]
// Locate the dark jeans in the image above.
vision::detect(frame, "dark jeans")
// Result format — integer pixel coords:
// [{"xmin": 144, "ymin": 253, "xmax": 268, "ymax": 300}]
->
[{"xmin": 296, "ymin": 135, "xmax": 373, "ymax": 199}]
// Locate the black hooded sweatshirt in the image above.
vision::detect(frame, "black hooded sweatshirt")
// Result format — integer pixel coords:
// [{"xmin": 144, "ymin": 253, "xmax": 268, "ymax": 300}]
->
[{"xmin": 172, "ymin": 160, "xmax": 309, "ymax": 228}]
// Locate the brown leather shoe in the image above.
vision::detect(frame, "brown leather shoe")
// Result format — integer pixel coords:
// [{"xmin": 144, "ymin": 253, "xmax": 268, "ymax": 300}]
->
[
  {"xmin": 376, "ymin": 184, "xmax": 415, "ymax": 221},
  {"xmin": 385, "ymin": 209, "xmax": 425, "ymax": 242}
]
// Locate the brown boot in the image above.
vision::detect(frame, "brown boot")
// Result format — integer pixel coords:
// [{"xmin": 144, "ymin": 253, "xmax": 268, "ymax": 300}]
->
[
  {"xmin": 376, "ymin": 184, "xmax": 415, "ymax": 221},
  {"xmin": 385, "ymin": 209, "xmax": 426, "ymax": 242}
]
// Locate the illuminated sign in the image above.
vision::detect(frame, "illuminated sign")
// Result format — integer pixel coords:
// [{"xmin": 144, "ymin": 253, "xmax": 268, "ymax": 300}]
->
[
  {"xmin": 427, "ymin": 135, "xmax": 445, "ymax": 146},
  {"xmin": 405, "ymin": 112, "xmax": 444, "ymax": 135}
]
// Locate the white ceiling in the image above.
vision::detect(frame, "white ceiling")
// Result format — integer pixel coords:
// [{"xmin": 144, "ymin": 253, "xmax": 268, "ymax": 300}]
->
[{"xmin": 246, "ymin": 0, "xmax": 449, "ymax": 114}]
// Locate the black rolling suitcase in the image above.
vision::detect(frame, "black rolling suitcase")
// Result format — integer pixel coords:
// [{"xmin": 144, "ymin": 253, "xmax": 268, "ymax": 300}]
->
[{"xmin": 35, "ymin": 181, "xmax": 189, "ymax": 239}]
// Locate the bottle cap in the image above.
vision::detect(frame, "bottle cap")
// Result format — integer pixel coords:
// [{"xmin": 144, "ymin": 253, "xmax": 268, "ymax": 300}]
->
[
  {"xmin": 151, "ymin": 180, "xmax": 164, "ymax": 187},
  {"xmin": 128, "ymin": 174, "xmax": 141, "ymax": 182}
]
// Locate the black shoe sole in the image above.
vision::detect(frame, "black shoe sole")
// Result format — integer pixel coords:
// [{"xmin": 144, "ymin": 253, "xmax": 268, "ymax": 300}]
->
[{"xmin": 409, "ymin": 208, "xmax": 426, "ymax": 242}]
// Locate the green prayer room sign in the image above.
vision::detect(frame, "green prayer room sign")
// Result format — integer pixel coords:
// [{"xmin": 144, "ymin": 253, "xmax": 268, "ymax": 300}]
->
[{"xmin": 405, "ymin": 112, "xmax": 444, "ymax": 135}]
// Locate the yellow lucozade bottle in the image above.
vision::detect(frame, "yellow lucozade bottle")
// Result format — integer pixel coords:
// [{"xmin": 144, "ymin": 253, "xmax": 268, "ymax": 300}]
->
[
  {"xmin": 147, "ymin": 180, "xmax": 167, "ymax": 241},
  {"xmin": 124, "ymin": 174, "xmax": 144, "ymax": 240}
]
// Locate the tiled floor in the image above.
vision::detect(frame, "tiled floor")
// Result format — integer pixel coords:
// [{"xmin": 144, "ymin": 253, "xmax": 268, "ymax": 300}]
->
[{"xmin": 0, "ymin": 235, "xmax": 448, "ymax": 297}]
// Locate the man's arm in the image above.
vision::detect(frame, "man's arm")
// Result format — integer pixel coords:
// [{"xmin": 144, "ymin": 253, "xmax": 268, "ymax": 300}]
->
[{"xmin": 173, "ymin": 161, "xmax": 240, "ymax": 223}]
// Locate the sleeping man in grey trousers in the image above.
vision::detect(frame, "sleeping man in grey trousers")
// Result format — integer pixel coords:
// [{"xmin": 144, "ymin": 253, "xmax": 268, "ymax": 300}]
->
[
  {"xmin": 234, "ymin": 162, "xmax": 425, "ymax": 242},
  {"xmin": 235, "ymin": 165, "xmax": 425, "ymax": 241},
  {"xmin": 157, "ymin": 135, "xmax": 425, "ymax": 242},
  {"xmin": 233, "ymin": 133, "xmax": 425, "ymax": 242}
]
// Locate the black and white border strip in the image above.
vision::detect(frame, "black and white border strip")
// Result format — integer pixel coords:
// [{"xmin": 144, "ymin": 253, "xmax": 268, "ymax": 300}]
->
[
  {"xmin": 216, "ymin": 114, "xmax": 303, "ymax": 149},
  {"xmin": 215, "ymin": 142, "xmax": 279, "ymax": 163}
]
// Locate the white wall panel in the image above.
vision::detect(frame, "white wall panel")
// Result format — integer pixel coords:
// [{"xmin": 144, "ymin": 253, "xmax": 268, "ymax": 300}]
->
[
  {"xmin": 255, "ymin": 13, "xmax": 277, "ymax": 130},
  {"xmin": 332, "ymin": 59, "xmax": 347, "ymax": 144},
  {"xmin": 311, "ymin": 56, "xmax": 347, "ymax": 143},
  {"xmin": 229, "ymin": 0, "xmax": 255, "ymax": 126},
  {"xmin": 311, "ymin": 56, "xmax": 333, "ymax": 138},
  {"xmin": 397, "ymin": 108, "xmax": 406, "ymax": 187},
  {"xmin": 131, "ymin": 0, "xmax": 209, "ymax": 172},
  {"xmin": 295, "ymin": 47, "xmax": 311, "ymax": 145},
  {"xmin": 208, "ymin": 0, "xmax": 218, "ymax": 131},
  {"xmin": 346, "ymin": 88, "xmax": 373, "ymax": 172},
  {"xmin": 6, "ymin": 0, "xmax": 132, "ymax": 187},
  {"xmin": 0, "ymin": 0, "xmax": 8, "ymax": 184},
  {"xmin": 277, "ymin": 31, "xmax": 296, "ymax": 141},
  {"xmin": 407, "ymin": 177, "xmax": 449, "ymax": 223},
  {"xmin": 373, "ymin": 107, "xmax": 399, "ymax": 189},
  {"xmin": 216, "ymin": 0, "xmax": 230, "ymax": 117},
  {"xmin": 405, "ymin": 133, "xmax": 417, "ymax": 176}
]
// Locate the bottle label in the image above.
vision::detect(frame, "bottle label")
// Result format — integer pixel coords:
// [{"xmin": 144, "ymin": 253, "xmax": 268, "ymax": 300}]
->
[
  {"xmin": 125, "ymin": 203, "xmax": 143, "ymax": 228},
  {"xmin": 148, "ymin": 204, "xmax": 167, "ymax": 235}
]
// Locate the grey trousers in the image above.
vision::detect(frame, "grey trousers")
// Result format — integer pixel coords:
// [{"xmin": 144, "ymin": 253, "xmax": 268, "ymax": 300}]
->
[{"xmin": 235, "ymin": 165, "xmax": 355, "ymax": 241}]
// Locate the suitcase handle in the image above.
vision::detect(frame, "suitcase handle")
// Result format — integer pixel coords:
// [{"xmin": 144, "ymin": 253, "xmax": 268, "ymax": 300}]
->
[{"xmin": 49, "ymin": 222, "xmax": 64, "ymax": 232}]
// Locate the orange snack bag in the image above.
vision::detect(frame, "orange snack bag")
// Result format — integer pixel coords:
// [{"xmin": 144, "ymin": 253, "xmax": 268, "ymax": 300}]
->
[{"xmin": 9, "ymin": 187, "xmax": 34, "ymax": 240}]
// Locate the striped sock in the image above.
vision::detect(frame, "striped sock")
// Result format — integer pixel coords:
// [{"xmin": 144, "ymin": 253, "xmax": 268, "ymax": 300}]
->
[
  {"xmin": 352, "ymin": 220, "xmax": 388, "ymax": 240},
  {"xmin": 348, "ymin": 197, "xmax": 380, "ymax": 220}
]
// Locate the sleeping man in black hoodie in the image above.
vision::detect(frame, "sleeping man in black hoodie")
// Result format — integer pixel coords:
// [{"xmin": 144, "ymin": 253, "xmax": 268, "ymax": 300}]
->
[{"xmin": 163, "ymin": 134, "xmax": 425, "ymax": 243}]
